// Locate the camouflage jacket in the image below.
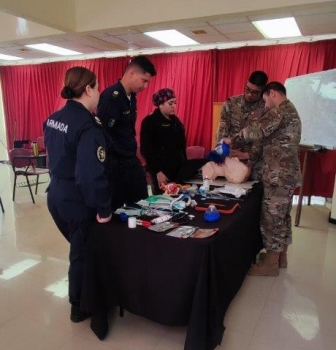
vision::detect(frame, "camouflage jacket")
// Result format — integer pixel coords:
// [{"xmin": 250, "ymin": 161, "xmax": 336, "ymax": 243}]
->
[
  {"xmin": 234, "ymin": 99, "xmax": 302, "ymax": 186},
  {"xmin": 216, "ymin": 94, "xmax": 266, "ymax": 161}
]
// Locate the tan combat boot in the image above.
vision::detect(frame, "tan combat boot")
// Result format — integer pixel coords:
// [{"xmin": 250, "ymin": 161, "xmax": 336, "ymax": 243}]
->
[
  {"xmin": 248, "ymin": 251, "xmax": 280, "ymax": 276},
  {"xmin": 258, "ymin": 244, "xmax": 288, "ymax": 268},
  {"xmin": 279, "ymin": 245, "xmax": 288, "ymax": 268}
]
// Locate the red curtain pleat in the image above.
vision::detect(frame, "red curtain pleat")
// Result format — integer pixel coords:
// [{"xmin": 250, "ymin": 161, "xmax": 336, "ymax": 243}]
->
[
  {"xmin": 136, "ymin": 51, "xmax": 215, "ymax": 149},
  {"xmin": 215, "ymin": 41, "xmax": 332, "ymax": 102},
  {"xmin": 0, "ymin": 58, "xmax": 128, "ymax": 149},
  {"xmin": 1, "ymin": 39, "xmax": 336, "ymax": 153}
]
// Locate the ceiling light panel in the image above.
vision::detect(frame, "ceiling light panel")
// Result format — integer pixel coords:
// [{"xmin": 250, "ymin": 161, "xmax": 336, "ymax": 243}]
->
[
  {"xmin": 25, "ymin": 43, "xmax": 82, "ymax": 55},
  {"xmin": 144, "ymin": 30, "xmax": 198, "ymax": 46},
  {"xmin": 253, "ymin": 17, "xmax": 302, "ymax": 39},
  {"xmin": 0, "ymin": 53, "xmax": 23, "ymax": 60}
]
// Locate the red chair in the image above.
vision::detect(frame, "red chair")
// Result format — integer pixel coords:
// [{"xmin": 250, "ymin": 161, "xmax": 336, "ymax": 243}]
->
[
  {"xmin": 8, "ymin": 148, "xmax": 50, "ymax": 204},
  {"xmin": 186, "ymin": 146, "xmax": 205, "ymax": 159},
  {"xmin": 36, "ymin": 136, "xmax": 46, "ymax": 152}
]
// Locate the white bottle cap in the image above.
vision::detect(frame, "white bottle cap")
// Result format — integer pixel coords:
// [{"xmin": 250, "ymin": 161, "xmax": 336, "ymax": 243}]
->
[{"xmin": 128, "ymin": 217, "xmax": 137, "ymax": 228}]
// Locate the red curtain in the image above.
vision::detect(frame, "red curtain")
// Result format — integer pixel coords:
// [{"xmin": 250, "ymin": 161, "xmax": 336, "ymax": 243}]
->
[
  {"xmin": 1, "ymin": 39, "xmax": 336, "ymax": 152},
  {"xmin": 215, "ymin": 40, "xmax": 335, "ymax": 101},
  {"xmin": 0, "ymin": 58, "xmax": 128, "ymax": 149},
  {"xmin": 322, "ymin": 39, "xmax": 336, "ymax": 70},
  {"xmin": 136, "ymin": 51, "xmax": 215, "ymax": 148}
]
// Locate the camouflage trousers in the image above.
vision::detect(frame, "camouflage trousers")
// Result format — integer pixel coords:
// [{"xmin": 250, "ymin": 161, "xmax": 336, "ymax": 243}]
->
[
  {"xmin": 250, "ymin": 159, "xmax": 263, "ymax": 181},
  {"xmin": 260, "ymin": 184, "xmax": 296, "ymax": 252}
]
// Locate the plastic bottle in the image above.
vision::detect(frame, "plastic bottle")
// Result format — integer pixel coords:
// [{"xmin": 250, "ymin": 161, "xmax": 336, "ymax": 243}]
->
[
  {"xmin": 203, "ymin": 177, "xmax": 210, "ymax": 191},
  {"xmin": 31, "ymin": 141, "xmax": 39, "ymax": 156}
]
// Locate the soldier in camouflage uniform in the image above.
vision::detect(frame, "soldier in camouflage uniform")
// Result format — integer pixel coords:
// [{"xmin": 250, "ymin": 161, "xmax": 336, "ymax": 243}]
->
[
  {"xmin": 225, "ymin": 82, "xmax": 301, "ymax": 276},
  {"xmin": 216, "ymin": 71, "xmax": 268, "ymax": 180}
]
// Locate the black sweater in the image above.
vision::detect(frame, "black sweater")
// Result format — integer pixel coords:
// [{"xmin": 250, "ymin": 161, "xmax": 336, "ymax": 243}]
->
[{"xmin": 140, "ymin": 108, "xmax": 187, "ymax": 180}]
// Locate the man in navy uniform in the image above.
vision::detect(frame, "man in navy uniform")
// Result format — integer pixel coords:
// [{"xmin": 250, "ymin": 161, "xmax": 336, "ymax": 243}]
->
[{"xmin": 98, "ymin": 55, "xmax": 156, "ymax": 209}]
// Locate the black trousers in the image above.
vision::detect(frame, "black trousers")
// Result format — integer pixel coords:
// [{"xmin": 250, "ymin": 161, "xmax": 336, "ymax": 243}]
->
[
  {"xmin": 47, "ymin": 178, "xmax": 95, "ymax": 308},
  {"xmin": 109, "ymin": 156, "xmax": 148, "ymax": 210}
]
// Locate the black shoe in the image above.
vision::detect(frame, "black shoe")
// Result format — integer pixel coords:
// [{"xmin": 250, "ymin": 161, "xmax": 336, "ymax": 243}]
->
[
  {"xmin": 70, "ymin": 305, "xmax": 91, "ymax": 323},
  {"xmin": 90, "ymin": 310, "xmax": 109, "ymax": 340}
]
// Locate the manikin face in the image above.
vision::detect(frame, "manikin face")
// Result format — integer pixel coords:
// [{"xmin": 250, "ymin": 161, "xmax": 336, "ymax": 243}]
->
[
  {"xmin": 159, "ymin": 98, "xmax": 177, "ymax": 116},
  {"xmin": 244, "ymin": 81, "xmax": 263, "ymax": 103}
]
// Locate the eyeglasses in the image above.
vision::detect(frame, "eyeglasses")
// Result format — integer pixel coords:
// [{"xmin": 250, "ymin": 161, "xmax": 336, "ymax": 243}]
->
[{"xmin": 244, "ymin": 85, "xmax": 261, "ymax": 96}]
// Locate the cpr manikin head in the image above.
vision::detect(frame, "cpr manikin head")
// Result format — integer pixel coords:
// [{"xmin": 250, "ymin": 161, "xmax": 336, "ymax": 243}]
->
[{"xmin": 202, "ymin": 157, "xmax": 251, "ymax": 184}]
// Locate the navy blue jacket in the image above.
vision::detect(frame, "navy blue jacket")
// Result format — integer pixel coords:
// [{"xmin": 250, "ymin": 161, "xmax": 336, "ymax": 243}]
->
[
  {"xmin": 97, "ymin": 81, "xmax": 137, "ymax": 158},
  {"xmin": 43, "ymin": 100, "xmax": 111, "ymax": 218}
]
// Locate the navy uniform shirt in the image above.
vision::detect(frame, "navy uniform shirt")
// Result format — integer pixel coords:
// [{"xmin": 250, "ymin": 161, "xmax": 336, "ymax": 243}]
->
[
  {"xmin": 43, "ymin": 100, "xmax": 111, "ymax": 218},
  {"xmin": 97, "ymin": 81, "xmax": 137, "ymax": 158}
]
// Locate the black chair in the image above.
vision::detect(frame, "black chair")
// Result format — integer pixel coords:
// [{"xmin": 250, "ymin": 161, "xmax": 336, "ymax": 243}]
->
[
  {"xmin": 8, "ymin": 148, "xmax": 50, "ymax": 204},
  {"xmin": 13, "ymin": 140, "xmax": 30, "ymax": 148}
]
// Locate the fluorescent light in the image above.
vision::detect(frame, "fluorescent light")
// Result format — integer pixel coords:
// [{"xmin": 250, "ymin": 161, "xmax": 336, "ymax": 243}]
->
[
  {"xmin": 253, "ymin": 17, "xmax": 302, "ymax": 39},
  {"xmin": 0, "ymin": 53, "xmax": 23, "ymax": 60},
  {"xmin": 25, "ymin": 43, "xmax": 82, "ymax": 56},
  {"xmin": 144, "ymin": 29, "xmax": 198, "ymax": 46}
]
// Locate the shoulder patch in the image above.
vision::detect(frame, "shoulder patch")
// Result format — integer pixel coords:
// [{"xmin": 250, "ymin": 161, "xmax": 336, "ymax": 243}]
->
[
  {"xmin": 111, "ymin": 90, "xmax": 119, "ymax": 99},
  {"xmin": 97, "ymin": 146, "xmax": 106, "ymax": 162}
]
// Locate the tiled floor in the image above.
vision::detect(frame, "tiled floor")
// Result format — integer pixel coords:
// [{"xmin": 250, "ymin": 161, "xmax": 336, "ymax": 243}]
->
[{"xmin": 1, "ymin": 163, "xmax": 336, "ymax": 350}]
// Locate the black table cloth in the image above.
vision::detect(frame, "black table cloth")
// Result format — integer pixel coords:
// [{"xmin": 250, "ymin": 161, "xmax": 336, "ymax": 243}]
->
[{"xmin": 81, "ymin": 184, "xmax": 263, "ymax": 350}]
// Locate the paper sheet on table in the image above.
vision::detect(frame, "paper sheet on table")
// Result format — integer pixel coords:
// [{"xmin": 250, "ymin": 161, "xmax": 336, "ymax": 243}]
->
[
  {"xmin": 186, "ymin": 177, "xmax": 258, "ymax": 188},
  {"xmin": 185, "ymin": 176, "xmax": 227, "ymax": 187},
  {"xmin": 213, "ymin": 182, "xmax": 258, "ymax": 198}
]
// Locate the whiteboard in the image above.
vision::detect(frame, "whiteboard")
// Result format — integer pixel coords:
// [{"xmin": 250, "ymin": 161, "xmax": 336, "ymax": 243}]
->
[{"xmin": 285, "ymin": 69, "xmax": 336, "ymax": 149}]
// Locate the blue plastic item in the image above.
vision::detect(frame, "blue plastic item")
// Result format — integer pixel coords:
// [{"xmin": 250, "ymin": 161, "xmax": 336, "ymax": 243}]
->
[
  {"xmin": 207, "ymin": 142, "xmax": 230, "ymax": 163},
  {"xmin": 119, "ymin": 212, "xmax": 128, "ymax": 222},
  {"xmin": 221, "ymin": 142, "xmax": 230, "ymax": 157},
  {"xmin": 203, "ymin": 205, "xmax": 221, "ymax": 222}
]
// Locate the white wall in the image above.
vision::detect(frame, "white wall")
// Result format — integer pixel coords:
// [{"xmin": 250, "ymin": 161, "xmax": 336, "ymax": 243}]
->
[{"xmin": 0, "ymin": 0, "xmax": 76, "ymax": 31}]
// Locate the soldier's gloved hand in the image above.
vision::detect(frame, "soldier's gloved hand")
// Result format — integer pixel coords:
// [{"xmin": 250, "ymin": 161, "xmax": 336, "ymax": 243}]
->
[{"xmin": 96, "ymin": 213, "xmax": 112, "ymax": 223}]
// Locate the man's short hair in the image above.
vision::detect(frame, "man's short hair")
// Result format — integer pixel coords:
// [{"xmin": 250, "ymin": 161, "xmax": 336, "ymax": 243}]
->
[
  {"xmin": 248, "ymin": 71, "xmax": 268, "ymax": 88},
  {"xmin": 127, "ymin": 55, "xmax": 157, "ymax": 76},
  {"xmin": 263, "ymin": 81, "xmax": 287, "ymax": 96}
]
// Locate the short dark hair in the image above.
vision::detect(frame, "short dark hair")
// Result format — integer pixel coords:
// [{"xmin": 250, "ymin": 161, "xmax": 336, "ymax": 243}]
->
[
  {"xmin": 127, "ymin": 55, "xmax": 156, "ymax": 76},
  {"xmin": 61, "ymin": 66, "xmax": 96, "ymax": 99},
  {"xmin": 248, "ymin": 71, "xmax": 268, "ymax": 88},
  {"xmin": 263, "ymin": 81, "xmax": 287, "ymax": 96}
]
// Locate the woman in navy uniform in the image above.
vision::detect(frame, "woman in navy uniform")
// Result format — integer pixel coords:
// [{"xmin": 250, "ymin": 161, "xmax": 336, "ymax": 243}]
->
[
  {"xmin": 140, "ymin": 88, "xmax": 187, "ymax": 194},
  {"xmin": 44, "ymin": 67, "xmax": 112, "ymax": 324}
]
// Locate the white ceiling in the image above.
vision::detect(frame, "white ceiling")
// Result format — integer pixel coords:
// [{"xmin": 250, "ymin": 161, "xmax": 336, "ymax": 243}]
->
[{"xmin": 0, "ymin": 0, "xmax": 336, "ymax": 65}]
